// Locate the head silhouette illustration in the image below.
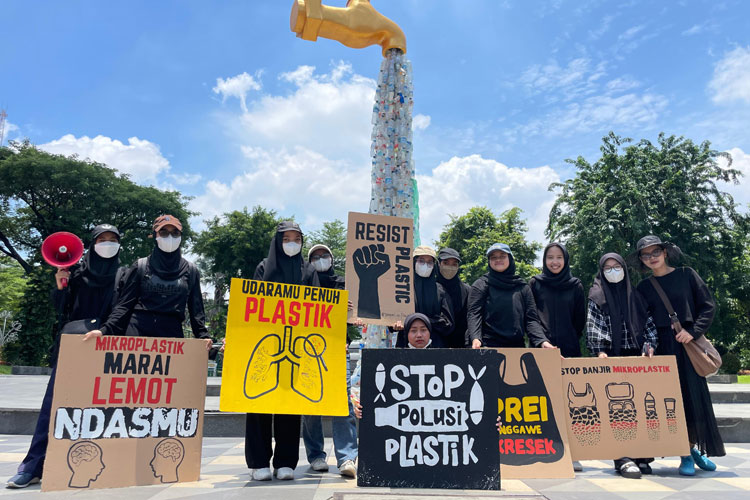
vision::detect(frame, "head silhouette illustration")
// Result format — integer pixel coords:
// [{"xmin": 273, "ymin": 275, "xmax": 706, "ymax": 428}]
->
[
  {"xmin": 67, "ymin": 441, "xmax": 104, "ymax": 488},
  {"xmin": 150, "ymin": 438, "xmax": 185, "ymax": 483}
]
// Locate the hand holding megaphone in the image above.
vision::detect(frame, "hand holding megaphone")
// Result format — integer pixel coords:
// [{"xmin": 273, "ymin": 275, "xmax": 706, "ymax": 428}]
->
[{"xmin": 41, "ymin": 232, "xmax": 84, "ymax": 289}]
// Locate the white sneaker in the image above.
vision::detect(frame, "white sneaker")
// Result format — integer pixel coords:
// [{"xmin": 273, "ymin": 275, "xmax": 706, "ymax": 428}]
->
[
  {"xmin": 310, "ymin": 457, "xmax": 329, "ymax": 472},
  {"xmin": 339, "ymin": 459, "xmax": 356, "ymax": 478},
  {"xmin": 251, "ymin": 467, "xmax": 272, "ymax": 481},
  {"xmin": 275, "ymin": 467, "xmax": 294, "ymax": 480}
]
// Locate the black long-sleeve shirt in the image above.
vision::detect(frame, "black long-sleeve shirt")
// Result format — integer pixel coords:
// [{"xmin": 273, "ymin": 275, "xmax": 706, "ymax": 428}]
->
[
  {"xmin": 528, "ymin": 278, "xmax": 586, "ymax": 357},
  {"xmin": 416, "ymin": 283, "xmax": 454, "ymax": 348},
  {"xmin": 467, "ymin": 274, "xmax": 548, "ymax": 348},
  {"xmin": 99, "ymin": 258, "xmax": 209, "ymax": 339}
]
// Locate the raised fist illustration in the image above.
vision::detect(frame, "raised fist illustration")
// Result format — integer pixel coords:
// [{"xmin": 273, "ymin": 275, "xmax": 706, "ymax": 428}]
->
[{"xmin": 353, "ymin": 243, "xmax": 391, "ymax": 319}]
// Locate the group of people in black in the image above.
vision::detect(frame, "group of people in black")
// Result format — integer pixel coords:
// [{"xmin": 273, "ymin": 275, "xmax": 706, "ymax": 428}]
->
[{"xmin": 6, "ymin": 216, "xmax": 724, "ymax": 488}]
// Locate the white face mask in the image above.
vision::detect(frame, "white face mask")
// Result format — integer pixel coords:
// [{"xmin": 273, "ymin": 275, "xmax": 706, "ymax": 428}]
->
[
  {"xmin": 604, "ymin": 268, "xmax": 625, "ymax": 283},
  {"xmin": 312, "ymin": 256, "xmax": 332, "ymax": 272},
  {"xmin": 440, "ymin": 264, "xmax": 459, "ymax": 280},
  {"xmin": 156, "ymin": 235, "xmax": 181, "ymax": 253},
  {"xmin": 94, "ymin": 241, "xmax": 120, "ymax": 259},
  {"xmin": 282, "ymin": 241, "xmax": 301, "ymax": 257},
  {"xmin": 415, "ymin": 262, "xmax": 434, "ymax": 278}
]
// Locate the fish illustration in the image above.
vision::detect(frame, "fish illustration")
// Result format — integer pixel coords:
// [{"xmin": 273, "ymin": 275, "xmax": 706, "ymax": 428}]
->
[
  {"xmin": 468, "ymin": 365, "xmax": 486, "ymax": 425},
  {"xmin": 374, "ymin": 363, "xmax": 386, "ymax": 402}
]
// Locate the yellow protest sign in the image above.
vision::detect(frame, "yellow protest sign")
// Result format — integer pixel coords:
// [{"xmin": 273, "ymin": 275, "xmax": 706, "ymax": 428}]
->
[{"xmin": 220, "ymin": 278, "xmax": 349, "ymax": 416}]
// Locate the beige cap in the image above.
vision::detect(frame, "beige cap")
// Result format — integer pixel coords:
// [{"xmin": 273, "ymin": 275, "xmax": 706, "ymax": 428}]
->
[{"xmin": 413, "ymin": 245, "xmax": 437, "ymax": 259}]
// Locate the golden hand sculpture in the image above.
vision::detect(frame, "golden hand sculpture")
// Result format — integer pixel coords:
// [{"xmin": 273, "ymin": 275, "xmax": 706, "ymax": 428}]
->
[{"xmin": 290, "ymin": 0, "xmax": 407, "ymax": 56}]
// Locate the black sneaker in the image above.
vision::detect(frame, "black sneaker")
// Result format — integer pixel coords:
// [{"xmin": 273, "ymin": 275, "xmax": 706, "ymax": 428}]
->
[
  {"xmin": 638, "ymin": 462, "xmax": 653, "ymax": 475},
  {"xmin": 7, "ymin": 473, "xmax": 40, "ymax": 489},
  {"xmin": 618, "ymin": 461, "xmax": 642, "ymax": 479}
]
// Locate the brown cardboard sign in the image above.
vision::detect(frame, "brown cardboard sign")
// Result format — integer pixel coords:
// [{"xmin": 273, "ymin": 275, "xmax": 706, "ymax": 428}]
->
[
  {"xmin": 561, "ymin": 356, "xmax": 690, "ymax": 460},
  {"xmin": 42, "ymin": 335, "xmax": 207, "ymax": 492},
  {"xmin": 496, "ymin": 348, "xmax": 574, "ymax": 479},
  {"xmin": 345, "ymin": 212, "xmax": 414, "ymax": 326}
]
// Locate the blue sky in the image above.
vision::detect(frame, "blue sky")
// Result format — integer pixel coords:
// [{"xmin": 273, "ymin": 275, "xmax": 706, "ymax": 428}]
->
[{"xmin": 3, "ymin": 0, "xmax": 750, "ymax": 246}]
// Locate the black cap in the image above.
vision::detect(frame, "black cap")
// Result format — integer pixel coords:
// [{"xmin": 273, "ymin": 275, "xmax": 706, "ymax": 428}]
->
[
  {"xmin": 438, "ymin": 248, "xmax": 461, "ymax": 263},
  {"xmin": 91, "ymin": 224, "xmax": 120, "ymax": 241},
  {"xmin": 636, "ymin": 235, "xmax": 667, "ymax": 253},
  {"xmin": 277, "ymin": 221, "xmax": 302, "ymax": 234}
]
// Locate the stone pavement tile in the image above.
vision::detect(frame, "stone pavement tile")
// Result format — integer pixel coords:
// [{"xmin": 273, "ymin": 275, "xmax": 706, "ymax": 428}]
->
[
  {"xmin": 680, "ymin": 478, "xmax": 746, "ymax": 492},
  {"xmin": 522, "ymin": 478, "xmax": 579, "ymax": 490},
  {"xmin": 662, "ymin": 492, "xmax": 750, "ymax": 500},
  {"xmin": 714, "ymin": 477, "xmax": 750, "ymax": 489},
  {"xmin": 585, "ymin": 477, "xmax": 675, "ymax": 492},
  {"xmin": 500, "ymin": 479, "xmax": 537, "ymax": 492}
]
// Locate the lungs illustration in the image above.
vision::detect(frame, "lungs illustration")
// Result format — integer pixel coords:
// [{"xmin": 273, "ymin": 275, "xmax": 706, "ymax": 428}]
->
[{"xmin": 243, "ymin": 326, "xmax": 328, "ymax": 402}]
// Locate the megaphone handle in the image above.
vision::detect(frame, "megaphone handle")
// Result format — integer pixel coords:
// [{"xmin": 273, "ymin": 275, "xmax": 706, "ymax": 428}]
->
[{"xmin": 58, "ymin": 267, "xmax": 69, "ymax": 289}]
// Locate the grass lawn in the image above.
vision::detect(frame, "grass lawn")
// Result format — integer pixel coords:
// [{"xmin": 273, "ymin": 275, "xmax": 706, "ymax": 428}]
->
[
  {"xmin": 738, "ymin": 375, "xmax": 750, "ymax": 384},
  {"xmin": 0, "ymin": 365, "xmax": 11, "ymax": 375}
]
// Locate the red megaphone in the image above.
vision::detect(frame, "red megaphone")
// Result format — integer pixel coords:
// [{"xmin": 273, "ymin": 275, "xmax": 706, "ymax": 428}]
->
[{"xmin": 41, "ymin": 232, "xmax": 84, "ymax": 288}]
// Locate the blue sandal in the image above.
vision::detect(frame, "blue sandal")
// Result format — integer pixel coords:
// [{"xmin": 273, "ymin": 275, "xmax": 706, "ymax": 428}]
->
[{"xmin": 690, "ymin": 447, "xmax": 716, "ymax": 471}]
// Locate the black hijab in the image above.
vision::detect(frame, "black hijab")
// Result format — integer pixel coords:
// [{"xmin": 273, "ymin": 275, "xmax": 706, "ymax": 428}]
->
[
  {"xmin": 305, "ymin": 246, "xmax": 338, "ymax": 289},
  {"xmin": 77, "ymin": 225, "xmax": 121, "ymax": 288},
  {"xmin": 534, "ymin": 243, "xmax": 580, "ymax": 290},
  {"xmin": 262, "ymin": 221, "xmax": 305, "ymax": 285},
  {"xmin": 487, "ymin": 251, "xmax": 526, "ymax": 290},
  {"xmin": 414, "ymin": 256, "xmax": 441, "ymax": 317},
  {"xmin": 437, "ymin": 248, "xmax": 464, "ymax": 314},
  {"xmin": 395, "ymin": 313, "xmax": 433, "ymax": 348},
  {"xmin": 149, "ymin": 237, "xmax": 188, "ymax": 281},
  {"xmin": 588, "ymin": 253, "xmax": 648, "ymax": 355}
]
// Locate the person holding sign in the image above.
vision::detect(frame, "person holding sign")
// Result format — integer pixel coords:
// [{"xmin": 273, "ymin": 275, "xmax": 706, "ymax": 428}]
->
[
  {"xmin": 467, "ymin": 243, "xmax": 548, "ymax": 349},
  {"xmin": 437, "ymin": 248, "xmax": 472, "ymax": 347},
  {"xmin": 245, "ymin": 221, "xmax": 310, "ymax": 481},
  {"xmin": 409, "ymin": 246, "xmax": 454, "ymax": 347},
  {"xmin": 302, "ymin": 244, "xmax": 359, "ymax": 478},
  {"xmin": 85, "ymin": 215, "xmax": 211, "ymax": 347},
  {"xmin": 586, "ymin": 252, "xmax": 658, "ymax": 479},
  {"xmin": 7, "ymin": 224, "xmax": 122, "ymax": 489},
  {"xmin": 634, "ymin": 235, "xmax": 725, "ymax": 475},
  {"xmin": 529, "ymin": 243, "xmax": 586, "ymax": 357}
]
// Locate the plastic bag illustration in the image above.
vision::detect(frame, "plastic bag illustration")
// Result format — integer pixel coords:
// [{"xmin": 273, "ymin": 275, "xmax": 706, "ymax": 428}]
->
[
  {"xmin": 567, "ymin": 382, "xmax": 601, "ymax": 447},
  {"xmin": 243, "ymin": 325, "xmax": 327, "ymax": 402},
  {"xmin": 606, "ymin": 382, "xmax": 637, "ymax": 441},
  {"xmin": 497, "ymin": 352, "xmax": 564, "ymax": 465}
]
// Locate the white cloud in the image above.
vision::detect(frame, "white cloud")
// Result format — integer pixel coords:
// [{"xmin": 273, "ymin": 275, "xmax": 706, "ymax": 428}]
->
[
  {"xmin": 618, "ymin": 24, "xmax": 645, "ymax": 40},
  {"xmin": 519, "ymin": 58, "xmax": 606, "ymax": 101},
  {"xmin": 1, "ymin": 120, "xmax": 20, "ymax": 145},
  {"xmin": 417, "ymin": 155, "xmax": 560, "ymax": 246},
  {"xmin": 413, "ymin": 114, "xmax": 431, "ymax": 131},
  {"xmin": 709, "ymin": 46, "xmax": 750, "ymax": 104},
  {"xmin": 40, "ymin": 135, "xmax": 171, "ymax": 183},
  {"xmin": 213, "ymin": 72, "xmax": 262, "ymax": 113}
]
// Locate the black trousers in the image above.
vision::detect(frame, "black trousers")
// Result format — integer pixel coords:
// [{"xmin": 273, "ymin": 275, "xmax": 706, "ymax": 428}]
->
[
  {"xmin": 244, "ymin": 413, "xmax": 301, "ymax": 469},
  {"xmin": 18, "ymin": 367, "xmax": 57, "ymax": 477}
]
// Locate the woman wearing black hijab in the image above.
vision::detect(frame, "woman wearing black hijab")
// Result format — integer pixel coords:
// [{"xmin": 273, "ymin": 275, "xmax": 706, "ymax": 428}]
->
[
  {"xmin": 586, "ymin": 252, "xmax": 657, "ymax": 479},
  {"xmin": 395, "ymin": 313, "xmax": 434, "ymax": 348},
  {"xmin": 467, "ymin": 243, "xmax": 548, "ymax": 349},
  {"xmin": 529, "ymin": 243, "xmax": 586, "ymax": 358},
  {"xmin": 437, "ymin": 248, "xmax": 472, "ymax": 348},
  {"xmin": 412, "ymin": 246, "xmax": 454, "ymax": 348},
  {"xmin": 245, "ymin": 221, "xmax": 310, "ymax": 482},
  {"xmin": 89, "ymin": 215, "xmax": 211, "ymax": 343},
  {"xmin": 8, "ymin": 224, "xmax": 122, "ymax": 489}
]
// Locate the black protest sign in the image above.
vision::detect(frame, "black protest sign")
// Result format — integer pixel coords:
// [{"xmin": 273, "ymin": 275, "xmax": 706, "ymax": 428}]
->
[
  {"xmin": 496, "ymin": 348, "xmax": 573, "ymax": 479},
  {"xmin": 345, "ymin": 212, "xmax": 414, "ymax": 326},
  {"xmin": 358, "ymin": 348, "xmax": 501, "ymax": 490}
]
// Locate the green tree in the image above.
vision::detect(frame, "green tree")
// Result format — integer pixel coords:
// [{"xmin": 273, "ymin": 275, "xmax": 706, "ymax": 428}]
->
[
  {"xmin": 547, "ymin": 132, "xmax": 750, "ymax": 347},
  {"xmin": 0, "ymin": 256, "xmax": 27, "ymax": 314},
  {"xmin": 0, "ymin": 141, "xmax": 195, "ymax": 365},
  {"xmin": 435, "ymin": 206, "xmax": 542, "ymax": 284},
  {"xmin": 305, "ymin": 219, "xmax": 347, "ymax": 274}
]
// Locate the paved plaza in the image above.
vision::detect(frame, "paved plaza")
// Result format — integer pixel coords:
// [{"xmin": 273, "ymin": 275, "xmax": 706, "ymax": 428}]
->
[{"xmin": 1, "ymin": 435, "xmax": 749, "ymax": 500}]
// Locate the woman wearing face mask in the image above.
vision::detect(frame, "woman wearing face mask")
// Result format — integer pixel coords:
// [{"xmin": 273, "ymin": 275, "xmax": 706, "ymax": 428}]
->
[
  {"xmin": 634, "ymin": 236, "xmax": 725, "ymax": 476},
  {"xmin": 437, "ymin": 248, "xmax": 472, "ymax": 348},
  {"xmin": 529, "ymin": 243, "xmax": 586, "ymax": 357},
  {"xmin": 301, "ymin": 244, "xmax": 358, "ymax": 479},
  {"xmin": 245, "ymin": 221, "xmax": 309, "ymax": 482},
  {"xmin": 7, "ymin": 225, "xmax": 122, "ymax": 489},
  {"xmin": 586, "ymin": 252, "xmax": 657, "ymax": 479},
  {"xmin": 86, "ymin": 215, "xmax": 212, "ymax": 346},
  {"xmin": 412, "ymin": 246, "xmax": 454, "ymax": 348},
  {"xmin": 468, "ymin": 243, "xmax": 548, "ymax": 349}
]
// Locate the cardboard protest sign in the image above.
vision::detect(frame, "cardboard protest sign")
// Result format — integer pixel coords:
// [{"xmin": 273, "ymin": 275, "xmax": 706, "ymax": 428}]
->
[
  {"xmin": 43, "ymin": 335, "xmax": 207, "ymax": 492},
  {"xmin": 345, "ymin": 211, "xmax": 414, "ymax": 326},
  {"xmin": 358, "ymin": 349, "xmax": 501, "ymax": 490},
  {"xmin": 496, "ymin": 348, "xmax": 574, "ymax": 479},
  {"xmin": 220, "ymin": 278, "xmax": 348, "ymax": 416},
  {"xmin": 561, "ymin": 355, "xmax": 689, "ymax": 460}
]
